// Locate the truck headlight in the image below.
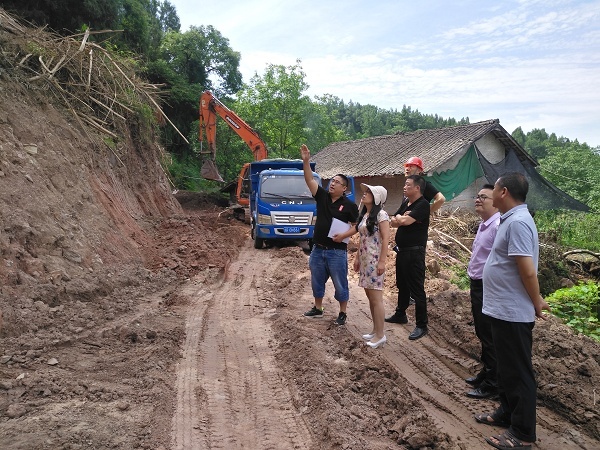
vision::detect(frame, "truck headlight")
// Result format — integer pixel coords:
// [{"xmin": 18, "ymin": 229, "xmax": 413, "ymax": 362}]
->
[
  {"xmin": 257, "ymin": 213, "xmax": 271, "ymax": 224},
  {"xmin": 311, "ymin": 216, "xmax": 317, "ymax": 225}
]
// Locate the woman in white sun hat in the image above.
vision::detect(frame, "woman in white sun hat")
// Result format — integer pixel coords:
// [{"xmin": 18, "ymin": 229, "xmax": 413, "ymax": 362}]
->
[{"xmin": 333, "ymin": 183, "xmax": 390, "ymax": 348}]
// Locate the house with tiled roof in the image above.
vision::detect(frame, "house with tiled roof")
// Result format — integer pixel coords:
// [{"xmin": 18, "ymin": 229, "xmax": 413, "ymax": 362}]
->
[{"xmin": 311, "ymin": 119, "xmax": 588, "ymax": 212}]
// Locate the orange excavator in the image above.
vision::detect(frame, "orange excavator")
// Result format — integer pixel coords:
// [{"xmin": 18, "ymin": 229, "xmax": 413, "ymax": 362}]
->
[{"xmin": 198, "ymin": 90, "xmax": 267, "ymax": 207}]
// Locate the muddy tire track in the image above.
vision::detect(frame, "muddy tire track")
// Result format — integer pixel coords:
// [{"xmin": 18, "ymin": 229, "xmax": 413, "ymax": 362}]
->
[{"xmin": 172, "ymin": 244, "xmax": 313, "ymax": 449}]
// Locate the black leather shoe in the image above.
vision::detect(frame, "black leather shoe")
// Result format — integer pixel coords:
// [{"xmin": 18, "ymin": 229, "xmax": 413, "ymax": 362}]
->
[
  {"xmin": 466, "ymin": 386, "xmax": 498, "ymax": 399},
  {"xmin": 465, "ymin": 373, "xmax": 485, "ymax": 387},
  {"xmin": 408, "ymin": 326, "xmax": 428, "ymax": 340},
  {"xmin": 385, "ymin": 313, "xmax": 408, "ymax": 324}
]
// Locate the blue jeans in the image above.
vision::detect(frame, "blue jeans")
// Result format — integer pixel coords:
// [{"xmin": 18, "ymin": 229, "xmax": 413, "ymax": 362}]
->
[{"xmin": 309, "ymin": 246, "xmax": 349, "ymax": 302}]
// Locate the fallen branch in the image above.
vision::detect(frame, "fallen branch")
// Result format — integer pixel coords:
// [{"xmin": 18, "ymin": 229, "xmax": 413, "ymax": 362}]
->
[
  {"xmin": 78, "ymin": 28, "xmax": 90, "ymax": 51},
  {"xmin": 17, "ymin": 53, "xmax": 32, "ymax": 67},
  {"xmin": 562, "ymin": 249, "xmax": 600, "ymax": 260},
  {"xmin": 85, "ymin": 47, "xmax": 93, "ymax": 86},
  {"xmin": 89, "ymin": 95, "xmax": 127, "ymax": 122},
  {"xmin": 434, "ymin": 229, "xmax": 472, "ymax": 255},
  {"xmin": 79, "ymin": 114, "xmax": 118, "ymax": 139},
  {"xmin": 1, "ymin": 9, "xmax": 188, "ymax": 152},
  {"xmin": 430, "ymin": 250, "xmax": 462, "ymax": 265}
]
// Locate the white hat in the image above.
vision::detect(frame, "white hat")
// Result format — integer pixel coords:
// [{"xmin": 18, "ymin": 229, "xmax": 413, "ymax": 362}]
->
[{"xmin": 361, "ymin": 183, "xmax": 387, "ymax": 206}]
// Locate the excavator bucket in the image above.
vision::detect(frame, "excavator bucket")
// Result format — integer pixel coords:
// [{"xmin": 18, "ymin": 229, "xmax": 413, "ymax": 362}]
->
[{"xmin": 201, "ymin": 158, "xmax": 224, "ymax": 182}]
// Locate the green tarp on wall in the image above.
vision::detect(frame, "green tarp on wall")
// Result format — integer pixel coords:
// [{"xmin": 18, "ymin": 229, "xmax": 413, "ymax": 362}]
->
[{"xmin": 424, "ymin": 145, "xmax": 483, "ymax": 200}]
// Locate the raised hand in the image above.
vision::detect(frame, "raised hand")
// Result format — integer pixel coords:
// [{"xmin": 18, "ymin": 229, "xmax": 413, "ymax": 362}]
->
[{"xmin": 300, "ymin": 144, "xmax": 310, "ymax": 162}]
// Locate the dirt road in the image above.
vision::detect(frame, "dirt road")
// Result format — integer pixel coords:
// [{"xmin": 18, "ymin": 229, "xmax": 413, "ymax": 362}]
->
[
  {"xmin": 172, "ymin": 247, "xmax": 313, "ymax": 449},
  {"xmin": 1, "ymin": 201, "xmax": 598, "ymax": 449},
  {"xmin": 167, "ymin": 234, "xmax": 599, "ymax": 450}
]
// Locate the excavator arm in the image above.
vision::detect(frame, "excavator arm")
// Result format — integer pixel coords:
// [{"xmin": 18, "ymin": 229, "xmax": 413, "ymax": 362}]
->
[
  {"xmin": 198, "ymin": 90, "xmax": 269, "ymax": 207},
  {"xmin": 199, "ymin": 91, "xmax": 268, "ymax": 183}
]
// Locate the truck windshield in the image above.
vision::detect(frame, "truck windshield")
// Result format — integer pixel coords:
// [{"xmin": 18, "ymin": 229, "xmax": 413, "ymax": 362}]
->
[{"xmin": 260, "ymin": 175, "xmax": 318, "ymax": 199}]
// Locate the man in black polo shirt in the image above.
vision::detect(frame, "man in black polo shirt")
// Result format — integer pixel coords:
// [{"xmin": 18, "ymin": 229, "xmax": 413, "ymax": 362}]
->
[
  {"xmin": 300, "ymin": 144, "xmax": 359, "ymax": 326},
  {"xmin": 387, "ymin": 175, "xmax": 430, "ymax": 340}
]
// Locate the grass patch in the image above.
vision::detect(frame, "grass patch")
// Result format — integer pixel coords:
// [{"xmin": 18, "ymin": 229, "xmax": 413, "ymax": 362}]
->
[
  {"xmin": 535, "ymin": 210, "xmax": 600, "ymax": 252},
  {"xmin": 449, "ymin": 266, "xmax": 470, "ymax": 290},
  {"xmin": 545, "ymin": 281, "xmax": 599, "ymax": 342}
]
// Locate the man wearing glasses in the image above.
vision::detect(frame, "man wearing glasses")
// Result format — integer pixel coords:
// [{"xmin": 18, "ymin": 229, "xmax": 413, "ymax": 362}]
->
[
  {"xmin": 465, "ymin": 185, "xmax": 500, "ymax": 399},
  {"xmin": 300, "ymin": 144, "xmax": 359, "ymax": 326},
  {"xmin": 476, "ymin": 173, "xmax": 550, "ymax": 450}
]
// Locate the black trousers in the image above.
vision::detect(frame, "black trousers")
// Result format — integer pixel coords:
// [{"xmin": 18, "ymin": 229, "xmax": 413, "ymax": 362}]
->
[
  {"xmin": 470, "ymin": 278, "xmax": 497, "ymax": 389},
  {"xmin": 490, "ymin": 316, "xmax": 537, "ymax": 442},
  {"xmin": 395, "ymin": 247, "xmax": 427, "ymax": 328}
]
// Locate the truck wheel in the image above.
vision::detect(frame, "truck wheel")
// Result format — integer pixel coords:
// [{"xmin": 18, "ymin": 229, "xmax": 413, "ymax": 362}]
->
[
  {"xmin": 306, "ymin": 239, "xmax": 313, "ymax": 253},
  {"xmin": 253, "ymin": 234, "xmax": 264, "ymax": 249}
]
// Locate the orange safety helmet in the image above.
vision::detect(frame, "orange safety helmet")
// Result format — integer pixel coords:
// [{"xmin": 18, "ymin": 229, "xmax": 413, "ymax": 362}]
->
[{"xmin": 404, "ymin": 156, "xmax": 424, "ymax": 171}]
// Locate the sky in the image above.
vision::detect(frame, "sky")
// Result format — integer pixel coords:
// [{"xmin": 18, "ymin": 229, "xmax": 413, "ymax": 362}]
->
[{"xmin": 170, "ymin": 0, "xmax": 600, "ymax": 147}]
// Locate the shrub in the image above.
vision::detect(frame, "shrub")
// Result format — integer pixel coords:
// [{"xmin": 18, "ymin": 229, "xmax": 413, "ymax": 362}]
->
[
  {"xmin": 545, "ymin": 281, "xmax": 599, "ymax": 341},
  {"xmin": 449, "ymin": 266, "xmax": 470, "ymax": 291}
]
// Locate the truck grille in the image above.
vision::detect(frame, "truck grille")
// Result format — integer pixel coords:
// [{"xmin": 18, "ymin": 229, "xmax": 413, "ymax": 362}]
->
[{"xmin": 272, "ymin": 212, "xmax": 312, "ymax": 225}]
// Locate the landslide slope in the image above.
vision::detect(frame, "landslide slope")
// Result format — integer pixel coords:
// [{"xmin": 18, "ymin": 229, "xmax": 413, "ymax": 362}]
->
[{"xmin": 0, "ymin": 13, "xmax": 189, "ymax": 448}]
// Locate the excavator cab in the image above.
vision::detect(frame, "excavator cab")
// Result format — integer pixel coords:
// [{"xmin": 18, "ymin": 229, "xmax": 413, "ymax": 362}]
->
[{"xmin": 239, "ymin": 177, "xmax": 251, "ymax": 200}]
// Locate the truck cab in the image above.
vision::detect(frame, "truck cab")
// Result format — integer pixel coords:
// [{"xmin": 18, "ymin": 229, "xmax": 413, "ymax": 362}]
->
[{"xmin": 250, "ymin": 160, "xmax": 321, "ymax": 249}]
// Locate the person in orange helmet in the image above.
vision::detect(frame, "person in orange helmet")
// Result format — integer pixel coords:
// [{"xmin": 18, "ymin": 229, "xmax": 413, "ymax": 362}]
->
[{"xmin": 403, "ymin": 156, "xmax": 445, "ymax": 214}]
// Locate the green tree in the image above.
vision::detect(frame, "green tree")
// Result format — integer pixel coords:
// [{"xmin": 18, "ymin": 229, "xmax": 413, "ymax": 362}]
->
[
  {"xmin": 300, "ymin": 100, "xmax": 346, "ymax": 152},
  {"xmin": 1, "ymin": 0, "xmax": 121, "ymax": 33},
  {"xmin": 312, "ymin": 95, "xmax": 353, "ymax": 140},
  {"xmin": 159, "ymin": 26, "xmax": 241, "ymax": 91},
  {"xmin": 118, "ymin": 0, "xmax": 152, "ymax": 55},
  {"xmin": 538, "ymin": 142, "xmax": 600, "ymax": 211},
  {"xmin": 3, "ymin": 0, "xmax": 184, "ymax": 60},
  {"xmin": 155, "ymin": 0, "xmax": 179, "ymax": 32},
  {"xmin": 234, "ymin": 61, "xmax": 312, "ymax": 159},
  {"xmin": 146, "ymin": 26, "xmax": 242, "ymax": 155},
  {"xmin": 145, "ymin": 0, "xmax": 180, "ymax": 59},
  {"xmin": 307, "ymin": 99, "xmax": 469, "ymax": 142},
  {"xmin": 523, "ymin": 128, "xmax": 550, "ymax": 160},
  {"xmin": 512, "ymin": 126, "xmax": 526, "ymax": 147}
]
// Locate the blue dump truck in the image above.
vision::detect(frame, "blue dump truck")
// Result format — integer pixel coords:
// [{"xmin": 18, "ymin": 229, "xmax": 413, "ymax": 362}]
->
[
  {"xmin": 198, "ymin": 92, "xmax": 356, "ymax": 249},
  {"xmin": 249, "ymin": 159, "xmax": 321, "ymax": 249},
  {"xmin": 249, "ymin": 159, "xmax": 356, "ymax": 249}
]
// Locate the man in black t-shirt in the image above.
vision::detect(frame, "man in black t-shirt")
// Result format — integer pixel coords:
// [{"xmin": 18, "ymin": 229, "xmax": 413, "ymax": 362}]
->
[
  {"xmin": 300, "ymin": 144, "xmax": 359, "ymax": 326},
  {"xmin": 388, "ymin": 156, "xmax": 445, "ymax": 310},
  {"xmin": 387, "ymin": 175, "xmax": 430, "ymax": 340}
]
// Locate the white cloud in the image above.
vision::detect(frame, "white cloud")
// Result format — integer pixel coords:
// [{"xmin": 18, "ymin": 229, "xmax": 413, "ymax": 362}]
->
[{"xmin": 170, "ymin": 0, "xmax": 600, "ymax": 146}]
